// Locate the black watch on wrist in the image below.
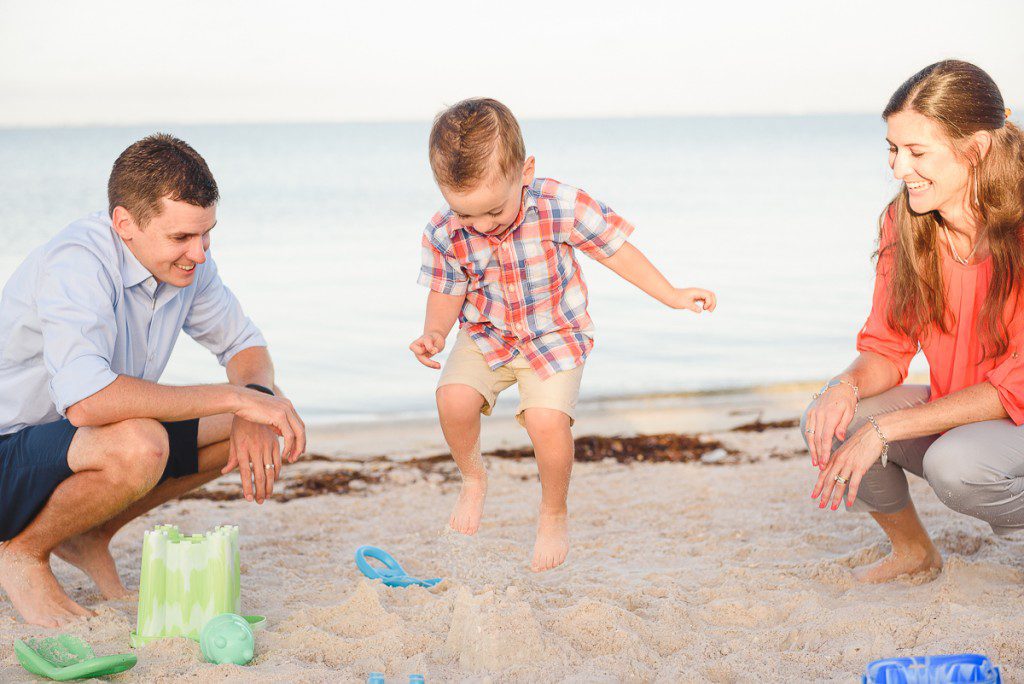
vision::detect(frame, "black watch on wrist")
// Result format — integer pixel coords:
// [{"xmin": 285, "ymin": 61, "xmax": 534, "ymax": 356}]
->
[{"xmin": 245, "ymin": 383, "xmax": 275, "ymax": 396}]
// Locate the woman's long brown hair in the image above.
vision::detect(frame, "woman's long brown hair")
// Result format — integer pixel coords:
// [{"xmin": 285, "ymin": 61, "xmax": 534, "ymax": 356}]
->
[{"xmin": 879, "ymin": 60, "xmax": 1024, "ymax": 357}]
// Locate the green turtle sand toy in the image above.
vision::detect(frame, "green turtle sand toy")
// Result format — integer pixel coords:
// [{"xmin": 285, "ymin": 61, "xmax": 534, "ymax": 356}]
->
[
  {"xmin": 132, "ymin": 524, "xmax": 265, "ymax": 646},
  {"xmin": 15, "ymin": 635, "xmax": 136, "ymax": 681},
  {"xmin": 200, "ymin": 613, "xmax": 255, "ymax": 665}
]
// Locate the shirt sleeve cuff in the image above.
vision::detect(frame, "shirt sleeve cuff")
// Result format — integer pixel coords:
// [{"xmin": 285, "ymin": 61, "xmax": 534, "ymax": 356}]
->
[
  {"xmin": 986, "ymin": 355, "xmax": 1024, "ymax": 425},
  {"xmin": 49, "ymin": 355, "xmax": 119, "ymax": 416},
  {"xmin": 417, "ymin": 271, "xmax": 469, "ymax": 295},
  {"xmin": 577, "ymin": 220, "xmax": 635, "ymax": 260},
  {"xmin": 856, "ymin": 342, "xmax": 911, "ymax": 383},
  {"xmin": 217, "ymin": 329, "xmax": 269, "ymax": 367}
]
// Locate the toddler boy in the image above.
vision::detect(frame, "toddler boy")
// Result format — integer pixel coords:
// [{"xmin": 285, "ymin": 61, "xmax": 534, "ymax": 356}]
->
[{"xmin": 410, "ymin": 98, "xmax": 716, "ymax": 571}]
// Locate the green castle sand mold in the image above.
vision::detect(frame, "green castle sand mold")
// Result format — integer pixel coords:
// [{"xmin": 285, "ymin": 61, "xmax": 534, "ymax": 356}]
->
[{"xmin": 132, "ymin": 524, "xmax": 242, "ymax": 645}]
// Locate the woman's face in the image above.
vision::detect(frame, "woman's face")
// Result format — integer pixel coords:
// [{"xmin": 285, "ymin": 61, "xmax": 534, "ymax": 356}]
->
[{"xmin": 886, "ymin": 110, "xmax": 971, "ymax": 218}]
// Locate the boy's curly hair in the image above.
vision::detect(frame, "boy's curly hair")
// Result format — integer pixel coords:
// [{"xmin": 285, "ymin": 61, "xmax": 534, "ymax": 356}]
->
[{"xmin": 428, "ymin": 98, "xmax": 526, "ymax": 191}]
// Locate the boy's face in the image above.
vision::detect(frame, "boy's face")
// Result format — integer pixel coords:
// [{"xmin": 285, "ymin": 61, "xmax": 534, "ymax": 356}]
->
[{"xmin": 441, "ymin": 156, "xmax": 535, "ymax": 235}]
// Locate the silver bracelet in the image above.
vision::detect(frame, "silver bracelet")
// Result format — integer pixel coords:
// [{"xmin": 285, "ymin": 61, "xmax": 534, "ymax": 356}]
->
[
  {"xmin": 813, "ymin": 378, "xmax": 860, "ymax": 412},
  {"xmin": 866, "ymin": 415, "xmax": 890, "ymax": 468}
]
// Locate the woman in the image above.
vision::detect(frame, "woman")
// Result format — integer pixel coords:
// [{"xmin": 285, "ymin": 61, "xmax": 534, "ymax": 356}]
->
[{"xmin": 803, "ymin": 60, "xmax": 1024, "ymax": 583}]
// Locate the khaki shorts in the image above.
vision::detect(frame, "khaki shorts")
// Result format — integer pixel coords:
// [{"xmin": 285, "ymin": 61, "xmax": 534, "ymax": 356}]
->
[{"xmin": 438, "ymin": 329, "xmax": 585, "ymax": 427}]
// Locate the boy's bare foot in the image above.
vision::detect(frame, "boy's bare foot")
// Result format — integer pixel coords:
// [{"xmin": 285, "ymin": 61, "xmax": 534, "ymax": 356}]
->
[
  {"xmin": 531, "ymin": 509, "xmax": 569, "ymax": 572},
  {"xmin": 449, "ymin": 477, "xmax": 487, "ymax": 535},
  {"xmin": 852, "ymin": 543, "xmax": 943, "ymax": 583},
  {"xmin": 54, "ymin": 531, "xmax": 130, "ymax": 599},
  {"xmin": 0, "ymin": 543, "xmax": 95, "ymax": 627}
]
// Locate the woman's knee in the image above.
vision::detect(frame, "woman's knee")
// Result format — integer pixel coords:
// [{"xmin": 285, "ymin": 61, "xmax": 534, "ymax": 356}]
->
[
  {"xmin": 922, "ymin": 437, "xmax": 975, "ymax": 510},
  {"xmin": 849, "ymin": 461, "xmax": 911, "ymax": 513}
]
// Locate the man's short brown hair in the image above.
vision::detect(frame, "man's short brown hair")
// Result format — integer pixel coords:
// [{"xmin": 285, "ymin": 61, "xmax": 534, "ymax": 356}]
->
[
  {"xmin": 107, "ymin": 133, "xmax": 219, "ymax": 226},
  {"xmin": 428, "ymin": 98, "xmax": 526, "ymax": 191}
]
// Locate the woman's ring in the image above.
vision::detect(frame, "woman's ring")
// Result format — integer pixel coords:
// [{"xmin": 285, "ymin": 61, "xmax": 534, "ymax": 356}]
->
[
  {"xmin": 265, "ymin": 463, "xmax": 275, "ymax": 470},
  {"xmin": 805, "ymin": 428, "xmax": 815, "ymax": 435},
  {"xmin": 834, "ymin": 474, "xmax": 848, "ymax": 485}
]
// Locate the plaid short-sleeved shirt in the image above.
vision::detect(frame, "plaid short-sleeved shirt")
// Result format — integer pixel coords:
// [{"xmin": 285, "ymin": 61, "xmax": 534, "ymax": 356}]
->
[{"xmin": 418, "ymin": 177, "xmax": 634, "ymax": 380}]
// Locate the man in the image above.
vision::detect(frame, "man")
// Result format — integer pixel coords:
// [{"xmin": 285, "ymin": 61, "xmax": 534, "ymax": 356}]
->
[{"xmin": 0, "ymin": 134, "xmax": 305, "ymax": 627}]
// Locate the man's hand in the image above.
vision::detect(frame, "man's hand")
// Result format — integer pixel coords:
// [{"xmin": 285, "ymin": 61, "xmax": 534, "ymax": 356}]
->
[
  {"xmin": 409, "ymin": 332, "xmax": 446, "ymax": 369},
  {"xmin": 232, "ymin": 389, "xmax": 306, "ymax": 463},
  {"xmin": 666, "ymin": 287, "xmax": 717, "ymax": 313},
  {"xmin": 223, "ymin": 416, "xmax": 282, "ymax": 503}
]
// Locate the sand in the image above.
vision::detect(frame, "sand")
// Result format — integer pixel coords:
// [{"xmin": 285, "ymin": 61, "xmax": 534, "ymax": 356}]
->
[{"xmin": 2, "ymin": 385, "xmax": 1022, "ymax": 682}]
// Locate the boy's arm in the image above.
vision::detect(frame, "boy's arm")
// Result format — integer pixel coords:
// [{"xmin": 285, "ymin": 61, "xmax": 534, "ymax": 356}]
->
[
  {"xmin": 410, "ymin": 290, "xmax": 466, "ymax": 369},
  {"xmin": 424, "ymin": 289, "xmax": 466, "ymax": 337},
  {"xmin": 597, "ymin": 242, "xmax": 717, "ymax": 312}
]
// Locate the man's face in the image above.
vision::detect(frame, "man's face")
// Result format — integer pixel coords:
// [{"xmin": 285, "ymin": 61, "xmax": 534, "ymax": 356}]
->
[
  {"xmin": 112, "ymin": 197, "xmax": 216, "ymax": 287},
  {"xmin": 441, "ymin": 157, "xmax": 535, "ymax": 235}
]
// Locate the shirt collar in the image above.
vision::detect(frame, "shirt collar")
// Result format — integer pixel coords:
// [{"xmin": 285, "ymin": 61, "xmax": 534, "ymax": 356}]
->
[
  {"xmin": 104, "ymin": 217, "xmax": 152, "ymax": 289},
  {"xmin": 108, "ymin": 220, "xmax": 180, "ymax": 300}
]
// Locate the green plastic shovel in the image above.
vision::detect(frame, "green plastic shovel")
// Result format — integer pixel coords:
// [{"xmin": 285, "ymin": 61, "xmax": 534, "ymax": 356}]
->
[{"xmin": 14, "ymin": 635, "xmax": 136, "ymax": 681}]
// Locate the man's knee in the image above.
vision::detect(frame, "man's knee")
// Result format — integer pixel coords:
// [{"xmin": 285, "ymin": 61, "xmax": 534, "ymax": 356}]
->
[
  {"xmin": 106, "ymin": 419, "xmax": 169, "ymax": 491},
  {"xmin": 436, "ymin": 384, "xmax": 486, "ymax": 419}
]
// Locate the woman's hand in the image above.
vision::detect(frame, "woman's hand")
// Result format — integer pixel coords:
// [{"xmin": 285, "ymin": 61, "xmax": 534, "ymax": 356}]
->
[
  {"xmin": 811, "ymin": 423, "xmax": 884, "ymax": 510},
  {"xmin": 805, "ymin": 383, "xmax": 858, "ymax": 469}
]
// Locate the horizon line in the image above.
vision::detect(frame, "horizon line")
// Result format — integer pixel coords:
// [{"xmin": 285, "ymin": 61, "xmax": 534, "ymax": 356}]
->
[{"xmin": 0, "ymin": 110, "xmax": 882, "ymax": 133}]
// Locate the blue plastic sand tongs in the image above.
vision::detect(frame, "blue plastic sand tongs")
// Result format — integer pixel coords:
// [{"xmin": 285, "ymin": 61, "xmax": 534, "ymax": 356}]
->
[
  {"xmin": 863, "ymin": 653, "xmax": 1001, "ymax": 684},
  {"xmin": 355, "ymin": 546, "xmax": 442, "ymax": 588}
]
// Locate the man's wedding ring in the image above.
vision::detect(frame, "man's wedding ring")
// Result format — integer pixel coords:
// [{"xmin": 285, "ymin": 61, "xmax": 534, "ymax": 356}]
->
[{"xmin": 834, "ymin": 474, "xmax": 848, "ymax": 485}]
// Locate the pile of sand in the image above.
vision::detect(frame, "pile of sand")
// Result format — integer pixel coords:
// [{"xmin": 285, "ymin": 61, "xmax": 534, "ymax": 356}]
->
[{"xmin": 2, "ymin": 415, "xmax": 1022, "ymax": 682}]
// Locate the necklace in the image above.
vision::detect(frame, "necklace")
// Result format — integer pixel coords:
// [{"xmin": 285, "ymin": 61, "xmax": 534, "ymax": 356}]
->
[{"xmin": 941, "ymin": 224, "xmax": 980, "ymax": 265}]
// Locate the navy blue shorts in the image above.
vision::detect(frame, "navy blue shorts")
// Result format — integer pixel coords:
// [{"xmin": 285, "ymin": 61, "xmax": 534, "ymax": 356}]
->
[{"xmin": 0, "ymin": 418, "xmax": 200, "ymax": 542}]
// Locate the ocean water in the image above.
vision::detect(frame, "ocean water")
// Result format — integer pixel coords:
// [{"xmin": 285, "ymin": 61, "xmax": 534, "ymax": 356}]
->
[{"xmin": 0, "ymin": 116, "xmax": 918, "ymax": 423}]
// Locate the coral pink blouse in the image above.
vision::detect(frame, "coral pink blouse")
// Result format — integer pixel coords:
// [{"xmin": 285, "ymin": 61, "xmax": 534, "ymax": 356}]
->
[{"xmin": 856, "ymin": 207, "xmax": 1024, "ymax": 425}]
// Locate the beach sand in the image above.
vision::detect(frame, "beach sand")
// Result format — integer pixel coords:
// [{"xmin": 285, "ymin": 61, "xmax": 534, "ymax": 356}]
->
[{"xmin": 2, "ymin": 385, "xmax": 1022, "ymax": 682}]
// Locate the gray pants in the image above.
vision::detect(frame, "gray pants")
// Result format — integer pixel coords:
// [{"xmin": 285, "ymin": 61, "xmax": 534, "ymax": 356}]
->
[{"xmin": 801, "ymin": 385, "xmax": 1024, "ymax": 537}]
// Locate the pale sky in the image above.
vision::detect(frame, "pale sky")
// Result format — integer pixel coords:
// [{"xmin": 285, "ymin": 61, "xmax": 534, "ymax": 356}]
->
[{"xmin": 1, "ymin": 0, "xmax": 1022, "ymax": 127}]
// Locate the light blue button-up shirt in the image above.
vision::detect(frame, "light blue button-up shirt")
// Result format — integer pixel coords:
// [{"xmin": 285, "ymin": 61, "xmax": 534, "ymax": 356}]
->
[{"xmin": 0, "ymin": 211, "xmax": 266, "ymax": 435}]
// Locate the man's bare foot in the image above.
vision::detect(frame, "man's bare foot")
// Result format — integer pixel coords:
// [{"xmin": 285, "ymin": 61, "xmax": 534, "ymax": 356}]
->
[
  {"xmin": 449, "ymin": 476, "xmax": 487, "ymax": 535},
  {"xmin": 853, "ymin": 543, "xmax": 943, "ymax": 583},
  {"xmin": 53, "ymin": 531, "xmax": 130, "ymax": 600},
  {"xmin": 0, "ymin": 543, "xmax": 95, "ymax": 627},
  {"xmin": 531, "ymin": 510, "xmax": 569, "ymax": 572}
]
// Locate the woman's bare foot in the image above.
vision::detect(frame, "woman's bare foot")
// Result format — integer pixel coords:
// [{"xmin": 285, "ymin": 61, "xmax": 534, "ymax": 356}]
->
[
  {"xmin": 531, "ymin": 509, "xmax": 569, "ymax": 572},
  {"xmin": 853, "ymin": 543, "xmax": 943, "ymax": 583},
  {"xmin": 0, "ymin": 543, "xmax": 95, "ymax": 627},
  {"xmin": 449, "ymin": 476, "xmax": 487, "ymax": 535},
  {"xmin": 53, "ymin": 531, "xmax": 130, "ymax": 599}
]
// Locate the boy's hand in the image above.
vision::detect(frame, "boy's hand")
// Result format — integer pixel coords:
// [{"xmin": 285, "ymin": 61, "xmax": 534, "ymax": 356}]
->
[
  {"xmin": 409, "ymin": 331, "xmax": 446, "ymax": 369},
  {"xmin": 668, "ymin": 287, "xmax": 717, "ymax": 313}
]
